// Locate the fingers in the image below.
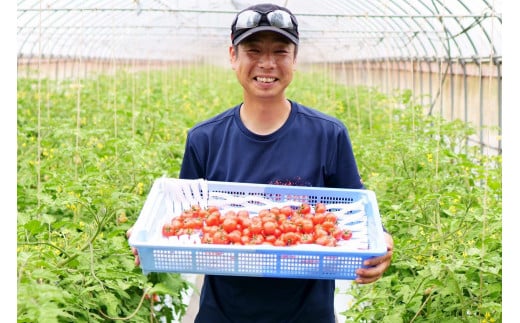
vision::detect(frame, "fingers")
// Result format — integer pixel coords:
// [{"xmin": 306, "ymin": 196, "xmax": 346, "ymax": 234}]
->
[
  {"xmin": 126, "ymin": 226, "xmax": 133, "ymax": 239},
  {"xmin": 355, "ymin": 274, "xmax": 380, "ymax": 284},
  {"xmin": 131, "ymin": 246, "xmax": 141, "ymax": 266},
  {"xmin": 355, "ymin": 261, "xmax": 386, "ymax": 284},
  {"xmin": 355, "ymin": 243, "xmax": 393, "ymax": 284},
  {"xmin": 126, "ymin": 227, "xmax": 140, "ymax": 266}
]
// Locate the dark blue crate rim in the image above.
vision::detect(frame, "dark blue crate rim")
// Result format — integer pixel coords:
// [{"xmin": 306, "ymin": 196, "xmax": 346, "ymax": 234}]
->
[{"xmin": 129, "ymin": 178, "xmax": 387, "ymax": 280}]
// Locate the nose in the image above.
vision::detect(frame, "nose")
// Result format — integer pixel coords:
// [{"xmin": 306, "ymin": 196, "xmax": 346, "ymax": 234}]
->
[{"xmin": 258, "ymin": 52, "xmax": 275, "ymax": 68}]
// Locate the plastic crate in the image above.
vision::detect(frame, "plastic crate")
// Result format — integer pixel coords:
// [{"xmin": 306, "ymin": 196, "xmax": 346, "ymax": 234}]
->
[{"xmin": 128, "ymin": 178, "xmax": 387, "ymax": 280}]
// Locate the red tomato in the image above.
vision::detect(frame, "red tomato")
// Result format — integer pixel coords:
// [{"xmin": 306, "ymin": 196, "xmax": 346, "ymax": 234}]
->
[
  {"xmin": 314, "ymin": 225, "xmax": 328, "ymax": 239},
  {"xmin": 203, "ymin": 225, "xmax": 219, "ymax": 235},
  {"xmin": 206, "ymin": 205, "xmax": 220, "ymax": 214},
  {"xmin": 249, "ymin": 219, "xmax": 263, "ymax": 235},
  {"xmin": 298, "ymin": 203, "xmax": 311, "ymax": 215},
  {"xmin": 261, "ymin": 212, "xmax": 277, "ymax": 223},
  {"xmin": 242, "ymin": 227, "xmax": 251, "ymax": 237},
  {"xmin": 324, "ymin": 212, "xmax": 337, "ymax": 224},
  {"xmin": 240, "ymin": 235, "xmax": 251, "ymax": 245},
  {"xmin": 312, "ymin": 212, "xmax": 326, "ymax": 225},
  {"xmin": 263, "ymin": 221, "xmax": 277, "ymax": 236},
  {"xmin": 264, "ymin": 235, "xmax": 277, "ymax": 244},
  {"xmin": 331, "ymin": 227, "xmax": 343, "ymax": 240},
  {"xmin": 205, "ymin": 212, "xmax": 220, "ymax": 227},
  {"xmin": 321, "ymin": 220, "xmax": 336, "ymax": 233},
  {"xmin": 250, "ymin": 234, "xmax": 265, "ymax": 245},
  {"xmin": 258, "ymin": 209, "xmax": 270, "ymax": 218},
  {"xmin": 222, "ymin": 218, "xmax": 238, "ymax": 233},
  {"xmin": 199, "ymin": 209, "xmax": 209, "ymax": 220},
  {"xmin": 237, "ymin": 210, "xmax": 250, "ymax": 219},
  {"xmin": 227, "ymin": 230, "xmax": 242, "ymax": 244},
  {"xmin": 300, "ymin": 233, "xmax": 315, "ymax": 244},
  {"xmin": 184, "ymin": 218, "xmax": 203, "ymax": 230},
  {"xmin": 162, "ymin": 223, "xmax": 175, "ymax": 237},
  {"xmin": 299, "ymin": 218, "xmax": 314, "ymax": 234},
  {"xmin": 274, "ymin": 239, "xmax": 285, "ymax": 247},
  {"xmin": 314, "ymin": 202, "xmax": 327, "ymax": 214},
  {"xmin": 202, "ymin": 233, "xmax": 214, "ymax": 244},
  {"xmin": 280, "ymin": 205, "xmax": 294, "ymax": 217},
  {"xmin": 239, "ymin": 217, "xmax": 252, "ymax": 228},
  {"xmin": 171, "ymin": 219, "xmax": 183, "ymax": 231},
  {"xmin": 190, "ymin": 205, "xmax": 202, "ymax": 217},
  {"xmin": 341, "ymin": 229, "xmax": 353, "ymax": 240},
  {"xmin": 212, "ymin": 231, "xmax": 229, "ymax": 244},
  {"xmin": 282, "ymin": 232, "xmax": 300, "ymax": 246},
  {"xmin": 315, "ymin": 235, "xmax": 336, "ymax": 247},
  {"xmin": 274, "ymin": 213, "xmax": 287, "ymax": 225},
  {"xmin": 177, "ymin": 228, "xmax": 195, "ymax": 236}
]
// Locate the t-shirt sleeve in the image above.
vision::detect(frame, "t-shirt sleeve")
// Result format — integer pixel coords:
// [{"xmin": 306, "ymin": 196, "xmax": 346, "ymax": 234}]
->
[
  {"xmin": 325, "ymin": 125, "xmax": 364, "ymax": 189},
  {"xmin": 179, "ymin": 133, "xmax": 204, "ymax": 180}
]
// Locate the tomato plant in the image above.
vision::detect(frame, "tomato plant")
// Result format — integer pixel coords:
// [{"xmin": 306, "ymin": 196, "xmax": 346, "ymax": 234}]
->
[{"xmin": 17, "ymin": 69, "xmax": 502, "ymax": 322}]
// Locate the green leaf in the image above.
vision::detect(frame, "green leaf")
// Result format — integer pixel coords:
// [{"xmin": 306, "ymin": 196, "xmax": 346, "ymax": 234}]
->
[
  {"xmin": 22, "ymin": 219, "xmax": 44, "ymax": 234},
  {"xmin": 99, "ymin": 292, "xmax": 121, "ymax": 318}
]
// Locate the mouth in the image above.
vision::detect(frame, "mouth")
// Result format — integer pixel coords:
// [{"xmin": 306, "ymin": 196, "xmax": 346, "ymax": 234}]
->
[{"xmin": 254, "ymin": 76, "xmax": 277, "ymax": 83}]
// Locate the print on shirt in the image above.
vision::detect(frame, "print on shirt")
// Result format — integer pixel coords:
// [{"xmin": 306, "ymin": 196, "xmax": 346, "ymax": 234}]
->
[{"xmin": 269, "ymin": 177, "xmax": 312, "ymax": 187}]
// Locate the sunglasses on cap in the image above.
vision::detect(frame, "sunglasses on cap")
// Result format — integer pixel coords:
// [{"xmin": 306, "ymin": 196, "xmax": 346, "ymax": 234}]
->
[
  {"xmin": 234, "ymin": 9, "xmax": 295, "ymax": 31},
  {"xmin": 231, "ymin": 6, "xmax": 299, "ymax": 46}
]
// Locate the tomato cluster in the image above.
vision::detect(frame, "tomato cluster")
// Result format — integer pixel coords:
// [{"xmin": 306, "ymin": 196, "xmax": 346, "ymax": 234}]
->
[{"xmin": 161, "ymin": 202, "xmax": 353, "ymax": 247}]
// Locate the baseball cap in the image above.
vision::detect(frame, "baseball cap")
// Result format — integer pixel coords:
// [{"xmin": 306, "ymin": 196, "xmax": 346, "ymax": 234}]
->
[{"xmin": 230, "ymin": 3, "xmax": 299, "ymax": 46}]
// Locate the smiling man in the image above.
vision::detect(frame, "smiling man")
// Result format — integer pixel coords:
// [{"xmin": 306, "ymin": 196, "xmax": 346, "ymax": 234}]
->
[{"xmin": 176, "ymin": 3, "xmax": 394, "ymax": 322}]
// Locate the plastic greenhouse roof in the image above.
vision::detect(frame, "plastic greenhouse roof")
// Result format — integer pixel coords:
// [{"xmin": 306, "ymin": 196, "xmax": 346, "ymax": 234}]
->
[{"xmin": 17, "ymin": 0, "xmax": 502, "ymax": 64}]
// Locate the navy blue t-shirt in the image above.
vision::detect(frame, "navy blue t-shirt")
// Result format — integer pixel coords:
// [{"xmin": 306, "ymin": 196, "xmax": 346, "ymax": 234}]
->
[{"xmin": 179, "ymin": 100, "xmax": 363, "ymax": 323}]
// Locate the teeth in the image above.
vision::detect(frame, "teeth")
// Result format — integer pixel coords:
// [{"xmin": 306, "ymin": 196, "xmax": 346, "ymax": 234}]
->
[{"xmin": 256, "ymin": 77, "xmax": 276, "ymax": 83}]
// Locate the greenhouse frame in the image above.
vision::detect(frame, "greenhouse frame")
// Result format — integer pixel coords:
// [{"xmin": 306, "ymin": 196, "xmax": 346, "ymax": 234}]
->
[{"xmin": 18, "ymin": 0, "xmax": 502, "ymax": 153}]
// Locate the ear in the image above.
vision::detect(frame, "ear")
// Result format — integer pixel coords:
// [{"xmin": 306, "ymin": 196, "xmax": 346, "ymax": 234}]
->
[{"xmin": 229, "ymin": 45, "xmax": 237, "ymax": 70}]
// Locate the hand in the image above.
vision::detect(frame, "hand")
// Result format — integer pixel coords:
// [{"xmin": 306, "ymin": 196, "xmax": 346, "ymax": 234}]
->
[
  {"xmin": 126, "ymin": 226, "xmax": 141, "ymax": 266},
  {"xmin": 354, "ymin": 231, "xmax": 393, "ymax": 284}
]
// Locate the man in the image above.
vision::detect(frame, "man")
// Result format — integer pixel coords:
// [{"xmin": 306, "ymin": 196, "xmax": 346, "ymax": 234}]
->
[{"xmin": 177, "ymin": 3, "xmax": 394, "ymax": 322}]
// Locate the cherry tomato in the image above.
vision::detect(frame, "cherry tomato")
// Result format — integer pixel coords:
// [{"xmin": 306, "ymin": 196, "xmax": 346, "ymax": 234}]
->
[
  {"xmin": 212, "ymin": 230, "xmax": 229, "ymax": 244},
  {"xmin": 299, "ymin": 218, "xmax": 314, "ymax": 234},
  {"xmin": 300, "ymin": 233, "xmax": 315, "ymax": 244},
  {"xmin": 249, "ymin": 219, "xmax": 263, "ymax": 235},
  {"xmin": 324, "ymin": 212, "xmax": 337, "ymax": 224},
  {"xmin": 341, "ymin": 229, "xmax": 353, "ymax": 240},
  {"xmin": 263, "ymin": 221, "xmax": 277, "ymax": 235},
  {"xmin": 222, "ymin": 218, "xmax": 238, "ymax": 233},
  {"xmin": 314, "ymin": 202, "xmax": 327, "ymax": 214},
  {"xmin": 282, "ymin": 232, "xmax": 300, "ymax": 246},
  {"xmin": 280, "ymin": 205, "xmax": 294, "ymax": 217},
  {"xmin": 227, "ymin": 230, "xmax": 242, "ymax": 244},
  {"xmin": 205, "ymin": 212, "xmax": 220, "ymax": 227},
  {"xmin": 312, "ymin": 212, "xmax": 326, "ymax": 225},
  {"xmin": 240, "ymin": 235, "xmax": 251, "ymax": 245},
  {"xmin": 162, "ymin": 223, "xmax": 175, "ymax": 237},
  {"xmin": 264, "ymin": 235, "xmax": 277, "ymax": 244},
  {"xmin": 298, "ymin": 203, "xmax": 311, "ymax": 215},
  {"xmin": 250, "ymin": 234, "xmax": 265, "ymax": 245}
]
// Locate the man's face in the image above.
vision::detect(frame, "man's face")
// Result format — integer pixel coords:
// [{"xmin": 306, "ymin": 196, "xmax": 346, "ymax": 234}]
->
[{"xmin": 230, "ymin": 31, "xmax": 297, "ymax": 100}]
